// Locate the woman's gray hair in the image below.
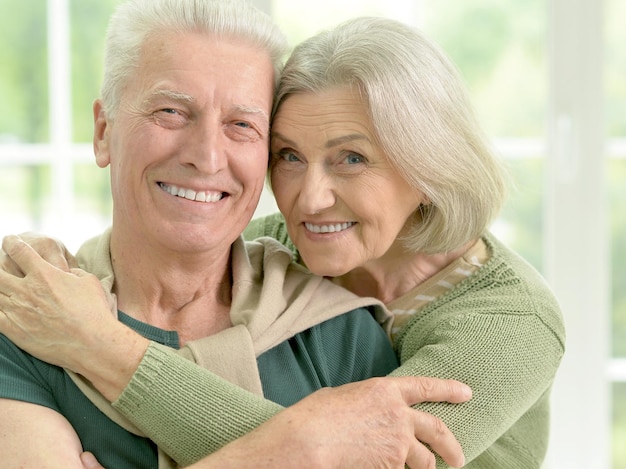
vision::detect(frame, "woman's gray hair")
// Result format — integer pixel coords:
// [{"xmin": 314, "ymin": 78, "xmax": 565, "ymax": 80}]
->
[
  {"xmin": 101, "ymin": 0, "xmax": 288, "ymax": 118},
  {"xmin": 272, "ymin": 17, "xmax": 508, "ymax": 254}
]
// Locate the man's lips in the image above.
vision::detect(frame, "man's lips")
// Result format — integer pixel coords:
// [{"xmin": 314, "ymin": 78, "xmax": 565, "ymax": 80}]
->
[{"xmin": 159, "ymin": 182, "xmax": 226, "ymax": 203}]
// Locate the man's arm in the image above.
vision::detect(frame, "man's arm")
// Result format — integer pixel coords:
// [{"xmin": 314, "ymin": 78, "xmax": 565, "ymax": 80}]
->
[{"xmin": 0, "ymin": 399, "xmax": 84, "ymax": 468}]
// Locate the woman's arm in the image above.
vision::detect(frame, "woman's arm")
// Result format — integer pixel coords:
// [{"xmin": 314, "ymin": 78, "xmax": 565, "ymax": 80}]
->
[
  {"xmin": 113, "ymin": 343, "xmax": 469, "ymax": 468},
  {"xmin": 390, "ymin": 297, "xmax": 565, "ymax": 467},
  {"xmin": 0, "ymin": 234, "xmax": 469, "ymax": 468},
  {"xmin": 79, "ymin": 375, "xmax": 470, "ymax": 469},
  {"xmin": 246, "ymin": 216, "xmax": 567, "ymax": 467}
]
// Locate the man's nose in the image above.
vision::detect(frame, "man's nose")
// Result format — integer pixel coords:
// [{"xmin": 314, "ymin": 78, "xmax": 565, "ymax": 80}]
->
[{"xmin": 180, "ymin": 123, "xmax": 228, "ymax": 173}]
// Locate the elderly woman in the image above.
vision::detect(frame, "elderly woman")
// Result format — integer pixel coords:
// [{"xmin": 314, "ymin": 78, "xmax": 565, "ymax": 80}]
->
[
  {"xmin": 242, "ymin": 17, "xmax": 565, "ymax": 468},
  {"xmin": 0, "ymin": 15, "xmax": 564, "ymax": 469}
]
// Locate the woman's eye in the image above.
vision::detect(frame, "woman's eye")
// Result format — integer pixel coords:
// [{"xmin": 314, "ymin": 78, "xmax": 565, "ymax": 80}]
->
[
  {"xmin": 279, "ymin": 150, "xmax": 301, "ymax": 163},
  {"xmin": 344, "ymin": 153, "xmax": 365, "ymax": 164}
]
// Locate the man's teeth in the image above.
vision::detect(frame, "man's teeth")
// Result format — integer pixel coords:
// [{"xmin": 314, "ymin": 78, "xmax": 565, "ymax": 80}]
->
[
  {"xmin": 305, "ymin": 222, "xmax": 354, "ymax": 233},
  {"xmin": 160, "ymin": 183, "xmax": 223, "ymax": 202}
]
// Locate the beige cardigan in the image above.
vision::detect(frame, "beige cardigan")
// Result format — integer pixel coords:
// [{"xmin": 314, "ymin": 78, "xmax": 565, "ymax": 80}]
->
[{"xmin": 66, "ymin": 229, "xmax": 389, "ymax": 468}]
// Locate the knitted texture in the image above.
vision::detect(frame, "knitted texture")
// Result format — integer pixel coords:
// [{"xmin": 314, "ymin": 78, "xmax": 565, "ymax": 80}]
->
[
  {"xmin": 245, "ymin": 214, "xmax": 565, "ymax": 468},
  {"xmin": 110, "ymin": 214, "xmax": 564, "ymax": 468},
  {"xmin": 114, "ymin": 343, "xmax": 283, "ymax": 467}
]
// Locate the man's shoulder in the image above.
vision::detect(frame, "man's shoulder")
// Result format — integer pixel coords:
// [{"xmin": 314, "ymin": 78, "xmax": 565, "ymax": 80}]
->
[{"xmin": 0, "ymin": 333, "xmax": 67, "ymax": 407}]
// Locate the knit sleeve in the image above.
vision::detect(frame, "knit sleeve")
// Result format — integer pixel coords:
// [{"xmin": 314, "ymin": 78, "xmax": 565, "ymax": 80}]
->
[
  {"xmin": 390, "ymin": 308, "xmax": 565, "ymax": 468},
  {"xmin": 112, "ymin": 342, "xmax": 284, "ymax": 467},
  {"xmin": 244, "ymin": 213, "xmax": 299, "ymax": 259}
]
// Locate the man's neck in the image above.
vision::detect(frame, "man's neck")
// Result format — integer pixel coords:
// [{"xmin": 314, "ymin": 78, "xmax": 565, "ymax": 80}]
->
[{"xmin": 109, "ymin": 232, "xmax": 234, "ymax": 345}]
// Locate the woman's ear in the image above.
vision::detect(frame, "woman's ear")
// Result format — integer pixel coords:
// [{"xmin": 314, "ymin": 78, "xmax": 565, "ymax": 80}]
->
[{"xmin": 93, "ymin": 100, "xmax": 111, "ymax": 168}]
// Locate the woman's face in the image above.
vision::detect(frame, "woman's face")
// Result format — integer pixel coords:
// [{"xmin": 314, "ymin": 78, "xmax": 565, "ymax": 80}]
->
[{"xmin": 270, "ymin": 87, "xmax": 426, "ymax": 277}]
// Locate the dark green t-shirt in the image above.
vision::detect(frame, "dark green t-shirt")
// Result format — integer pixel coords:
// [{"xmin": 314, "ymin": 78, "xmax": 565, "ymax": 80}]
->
[{"xmin": 0, "ymin": 309, "xmax": 396, "ymax": 468}]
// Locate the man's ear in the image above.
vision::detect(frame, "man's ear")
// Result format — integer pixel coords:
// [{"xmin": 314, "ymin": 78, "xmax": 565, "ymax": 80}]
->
[{"xmin": 93, "ymin": 99, "xmax": 111, "ymax": 168}]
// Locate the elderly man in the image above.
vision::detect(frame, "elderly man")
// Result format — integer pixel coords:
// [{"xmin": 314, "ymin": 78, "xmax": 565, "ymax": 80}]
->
[{"xmin": 0, "ymin": 0, "xmax": 470, "ymax": 468}]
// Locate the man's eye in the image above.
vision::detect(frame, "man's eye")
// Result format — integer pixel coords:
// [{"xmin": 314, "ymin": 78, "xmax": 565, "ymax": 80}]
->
[
  {"xmin": 152, "ymin": 108, "xmax": 187, "ymax": 129},
  {"xmin": 235, "ymin": 121, "xmax": 251, "ymax": 129}
]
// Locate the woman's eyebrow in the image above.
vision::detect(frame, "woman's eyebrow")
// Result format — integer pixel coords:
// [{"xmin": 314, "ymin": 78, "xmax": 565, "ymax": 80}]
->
[
  {"xmin": 270, "ymin": 131, "xmax": 295, "ymax": 146},
  {"xmin": 270, "ymin": 132, "xmax": 369, "ymax": 148},
  {"xmin": 325, "ymin": 134, "xmax": 369, "ymax": 148}
]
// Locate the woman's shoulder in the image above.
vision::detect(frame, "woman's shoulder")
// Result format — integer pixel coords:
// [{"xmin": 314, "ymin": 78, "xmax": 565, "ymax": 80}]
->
[
  {"xmin": 244, "ymin": 212, "xmax": 287, "ymax": 241},
  {"xmin": 395, "ymin": 233, "xmax": 565, "ymax": 350},
  {"xmin": 244, "ymin": 213, "xmax": 299, "ymax": 260}
]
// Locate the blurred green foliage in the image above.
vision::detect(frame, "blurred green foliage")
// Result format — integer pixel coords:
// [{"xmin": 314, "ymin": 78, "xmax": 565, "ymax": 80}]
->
[
  {"xmin": 0, "ymin": 0, "xmax": 48, "ymax": 143},
  {"xmin": 0, "ymin": 0, "xmax": 625, "ymax": 466}
]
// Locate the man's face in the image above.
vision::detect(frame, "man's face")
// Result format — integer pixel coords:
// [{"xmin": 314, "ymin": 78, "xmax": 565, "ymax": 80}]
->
[{"xmin": 94, "ymin": 31, "xmax": 274, "ymax": 254}]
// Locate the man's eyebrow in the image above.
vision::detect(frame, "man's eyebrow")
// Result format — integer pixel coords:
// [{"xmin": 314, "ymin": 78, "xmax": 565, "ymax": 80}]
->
[
  {"xmin": 147, "ymin": 89, "xmax": 195, "ymax": 103},
  {"xmin": 232, "ymin": 104, "xmax": 269, "ymax": 123},
  {"xmin": 232, "ymin": 104, "xmax": 270, "ymax": 133}
]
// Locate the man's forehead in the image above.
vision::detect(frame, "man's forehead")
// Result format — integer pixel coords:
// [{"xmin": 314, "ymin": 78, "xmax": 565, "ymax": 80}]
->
[{"xmin": 129, "ymin": 32, "xmax": 274, "ymax": 116}]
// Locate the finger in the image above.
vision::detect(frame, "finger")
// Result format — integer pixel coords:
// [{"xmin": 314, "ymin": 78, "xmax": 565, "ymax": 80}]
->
[
  {"xmin": 411, "ymin": 411, "xmax": 465, "ymax": 468},
  {"xmin": 80, "ymin": 451, "xmax": 106, "ymax": 469},
  {"xmin": 0, "ymin": 262, "xmax": 22, "ymax": 298},
  {"xmin": 405, "ymin": 440, "xmax": 436, "ymax": 469},
  {"xmin": 69, "ymin": 268, "xmax": 92, "ymax": 278},
  {"xmin": 2, "ymin": 235, "xmax": 60, "ymax": 278},
  {"xmin": 65, "ymin": 248, "xmax": 79, "ymax": 269},
  {"xmin": 397, "ymin": 376, "xmax": 472, "ymax": 406},
  {"xmin": 0, "ymin": 248, "xmax": 24, "ymax": 277},
  {"xmin": 17, "ymin": 231, "xmax": 75, "ymax": 271}
]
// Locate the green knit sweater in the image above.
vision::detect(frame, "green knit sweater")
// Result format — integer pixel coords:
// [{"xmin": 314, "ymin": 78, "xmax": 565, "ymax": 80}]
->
[{"xmin": 112, "ymin": 213, "xmax": 565, "ymax": 469}]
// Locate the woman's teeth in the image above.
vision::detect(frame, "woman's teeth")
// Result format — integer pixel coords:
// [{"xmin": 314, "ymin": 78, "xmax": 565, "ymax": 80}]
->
[{"xmin": 304, "ymin": 222, "xmax": 354, "ymax": 233}]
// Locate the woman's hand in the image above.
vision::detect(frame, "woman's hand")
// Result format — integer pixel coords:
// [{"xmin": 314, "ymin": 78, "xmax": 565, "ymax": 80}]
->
[
  {"xmin": 0, "ymin": 235, "xmax": 148, "ymax": 400},
  {"xmin": 0, "ymin": 232, "xmax": 77, "ymax": 276},
  {"xmin": 189, "ymin": 376, "xmax": 471, "ymax": 469},
  {"xmin": 0, "ymin": 235, "xmax": 115, "ymax": 369}
]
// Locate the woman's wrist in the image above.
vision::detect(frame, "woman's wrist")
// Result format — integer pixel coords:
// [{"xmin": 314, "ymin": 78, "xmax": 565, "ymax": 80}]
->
[{"xmin": 74, "ymin": 320, "xmax": 150, "ymax": 402}]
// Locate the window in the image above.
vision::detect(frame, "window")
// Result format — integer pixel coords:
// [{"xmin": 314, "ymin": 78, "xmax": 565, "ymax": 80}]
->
[
  {"xmin": 0, "ymin": 0, "xmax": 116, "ymax": 250},
  {"xmin": 0, "ymin": 1, "xmax": 621, "ymax": 466},
  {"xmin": 606, "ymin": 0, "xmax": 626, "ymax": 465}
]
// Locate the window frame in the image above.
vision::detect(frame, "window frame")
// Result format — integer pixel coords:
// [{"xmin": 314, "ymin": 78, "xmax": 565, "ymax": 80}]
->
[{"xmin": 0, "ymin": 1, "xmax": 621, "ymax": 467}]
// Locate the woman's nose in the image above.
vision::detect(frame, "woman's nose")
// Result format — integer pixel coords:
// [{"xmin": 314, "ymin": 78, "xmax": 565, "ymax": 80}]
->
[{"xmin": 297, "ymin": 167, "xmax": 336, "ymax": 215}]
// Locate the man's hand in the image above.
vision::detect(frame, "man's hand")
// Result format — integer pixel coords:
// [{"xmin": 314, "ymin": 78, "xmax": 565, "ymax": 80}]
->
[
  {"xmin": 0, "ymin": 232, "xmax": 77, "ymax": 276},
  {"xmin": 191, "ymin": 376, "xmax": 471, "ymax": 469}
]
